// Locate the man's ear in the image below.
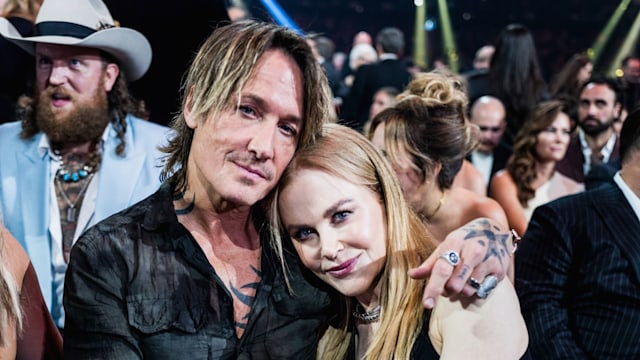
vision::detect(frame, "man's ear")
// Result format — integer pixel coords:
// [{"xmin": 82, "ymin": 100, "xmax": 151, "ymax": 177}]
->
[
  {"xmin": 103, "ymin": 63, "xmax": 119, "ymax": 91},
  {"xmin": 614, "ymin": 102, "xmax": 622, "ymax": 119},
  {"xmin": 184, "ymin": 87, "xmax": 198, "ymax": 129}
]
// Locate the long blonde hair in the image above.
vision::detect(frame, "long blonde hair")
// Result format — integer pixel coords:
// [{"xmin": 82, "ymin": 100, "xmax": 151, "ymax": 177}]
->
[
  {"xmin": 267, "ymin": 123, "xmax": 437, "ymax": 359},
  {"xmin": 0, "ymin": 222, "xmax": 22, "ymax": 347}
]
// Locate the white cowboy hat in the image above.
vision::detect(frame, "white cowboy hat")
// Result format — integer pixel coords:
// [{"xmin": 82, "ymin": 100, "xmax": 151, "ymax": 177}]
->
[{"xmin": 0, "ymin": 0, "xmax": 151, "ymax": 81}]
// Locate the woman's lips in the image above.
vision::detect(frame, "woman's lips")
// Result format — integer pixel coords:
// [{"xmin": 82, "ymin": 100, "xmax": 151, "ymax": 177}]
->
[{"xmin": 326, "ymin": 256, "xmax": 359, "ymax": 278}]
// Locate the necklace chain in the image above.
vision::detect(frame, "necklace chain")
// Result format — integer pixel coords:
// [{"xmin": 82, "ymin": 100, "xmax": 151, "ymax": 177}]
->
[
  {"xmin": 54, "ymin": 147, "xmax": 102, "ymax": 183},
  {"xmin": 423, "ymin": 190, "xmax": 446, "ymax": 221},
  {"xmin": 352, "ymin": 304, "xmax": 381, "ymax": 322},
  {"xmin": 55, "ymin": 173, "xmax": 94, "ymax": 222}
]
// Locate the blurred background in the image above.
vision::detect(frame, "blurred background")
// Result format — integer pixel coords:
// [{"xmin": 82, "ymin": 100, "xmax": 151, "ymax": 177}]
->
[{"xmin": 242, "ymin": 0, "xmax": 640, "ymax": 79}]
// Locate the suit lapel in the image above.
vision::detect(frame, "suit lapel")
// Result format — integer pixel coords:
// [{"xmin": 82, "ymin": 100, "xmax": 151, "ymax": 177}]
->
[
  {"xmin": 94, "ymin": 119, "xmax": 145, "ymax": 223},
  {"xmin": 18, "ymin": 138, "xmax": 49, "ymax": 253},
  {"xmin": 17, "ymin": 138, "xmax": 54, "ymax": 307},
  {"xmin": 593, "ymin": 185, "xmax": 640, "ymax": 282}
]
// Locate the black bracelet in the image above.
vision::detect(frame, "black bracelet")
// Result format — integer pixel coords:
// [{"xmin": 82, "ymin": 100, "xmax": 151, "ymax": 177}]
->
[{"xmin": 511, "ymin": 229, "xmax": 522, "ymax": 255}]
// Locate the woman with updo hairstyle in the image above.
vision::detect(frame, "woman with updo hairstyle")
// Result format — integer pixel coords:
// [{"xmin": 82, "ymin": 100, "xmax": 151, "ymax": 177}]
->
[
  {"xmin": 490, "ymin": 100, "xmax": 584, "ymax": 235},
  {"xmin": 368, "ymin": 72, "xmax": 508, "ymax": 243}
]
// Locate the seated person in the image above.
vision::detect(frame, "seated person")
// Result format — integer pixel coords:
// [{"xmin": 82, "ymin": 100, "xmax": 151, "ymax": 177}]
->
[
  {"xmin": 0, "ymin": 222, "xmax": 62, "ymax": 359},
  {"xmin": 491, "ymin": 100, "xmax": 583, "ymax": 235},
  {"xmin": 267, "ymin": 123, "xmax": 528, "ymax": 359},
  {"xmin": 367, "ymin": 72, "xmax": 507, "ymax": 243}
]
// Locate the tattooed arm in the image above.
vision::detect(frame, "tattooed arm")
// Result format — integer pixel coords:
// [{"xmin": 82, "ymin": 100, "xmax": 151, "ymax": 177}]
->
[{"xmin": 409, "ymin": 218, "xmax": 513, "ymax": 309}]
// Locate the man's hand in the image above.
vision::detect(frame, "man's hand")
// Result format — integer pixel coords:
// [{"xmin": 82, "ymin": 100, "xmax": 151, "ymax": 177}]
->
[{"xmin": 409, "ymin": 218, "xmax": 513, "ymax": 309}]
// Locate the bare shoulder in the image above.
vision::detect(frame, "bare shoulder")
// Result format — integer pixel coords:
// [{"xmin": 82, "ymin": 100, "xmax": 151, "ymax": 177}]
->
[
  {"xmin": 490, "ymin": 170, "xmax": 517, "ymax": 194},
  {"xmin": 491, "ymin": 169, "xmax": 514, "ymax": 186},
  {"xmin": 1, "ymin": 226, "xmax": 30, "ymax": 288},
  {"xmin": 453, "ymin": 160, "xmax": 487, "ymax": 197},
  {"xmin": 450, "ymin": 188, "xmax": 508, "ymax": 228}
]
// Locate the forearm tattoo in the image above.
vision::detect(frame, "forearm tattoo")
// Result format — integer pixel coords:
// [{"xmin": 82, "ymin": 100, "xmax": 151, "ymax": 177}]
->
[{"xmin": 461, "ymin": 219, "xmax": 511, "ymax": 265}]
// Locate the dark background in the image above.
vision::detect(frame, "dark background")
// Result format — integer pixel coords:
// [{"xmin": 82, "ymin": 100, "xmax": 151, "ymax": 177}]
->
[
  {"xmin": 247, "ymin": 0, "xmax": 640, "ymax": 77},
  {"xmin": 105, "ymin": 0, "xmax": 640, "ymax": 125}
]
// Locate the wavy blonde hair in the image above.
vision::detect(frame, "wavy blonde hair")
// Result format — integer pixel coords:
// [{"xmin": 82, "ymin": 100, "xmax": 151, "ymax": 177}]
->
[
  {"xmin": 368, "ymin": 71, "xmax": 478, "ymax": 190},
  {"xmin": 0, "ymin": 223, "xmax": 22, "ymax": 347},
  {"xmin": 267, "ymin": 123, "xmax": 437, "ymax": 359}
]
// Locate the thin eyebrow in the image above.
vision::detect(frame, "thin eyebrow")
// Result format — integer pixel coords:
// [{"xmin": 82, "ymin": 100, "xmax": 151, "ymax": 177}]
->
[
  {"xmin": 323, "ymin": 198, "xmax": 354, "ymax": 219},
  {"xmin": 284, "ymin": 198, "xmax": 354, "ymax": 233}
]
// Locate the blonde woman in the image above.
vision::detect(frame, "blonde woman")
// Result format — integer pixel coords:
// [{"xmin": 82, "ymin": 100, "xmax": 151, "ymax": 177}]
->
[
  {"xmin": 268, "ymin": 123, "xmax": 527, "ymax": 359},
  {"xmin": 368, "ymin": 72, "xmax": 508, "ymax": 243},
  {"xmin": 0, "ymin": 221, "xmax": 62, "ymax": 359}
]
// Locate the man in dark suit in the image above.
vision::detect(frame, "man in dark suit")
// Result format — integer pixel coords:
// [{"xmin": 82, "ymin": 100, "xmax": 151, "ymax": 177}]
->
[
  {"xmin": 515, "ymin": 105, "xmax": 640, "ymax": 358},
  {"xmin": 555, "ymin": 75, "xmax": 622, "ymax": 183},
  {"xmin": 340, "ymin": 27, "xmax": 411, "ymax": 132},
  {"xmin": 467, "ymin": 96, "xmax": 512, "ymax": 191}
]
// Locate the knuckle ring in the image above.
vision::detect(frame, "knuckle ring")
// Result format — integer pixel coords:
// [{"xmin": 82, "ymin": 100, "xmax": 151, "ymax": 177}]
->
[
  {"xmin": 476, "ymin": 275, "xmax": 498, "ymax": 299},
  {"xmin": 468, "ymin": 277, "xmax": 481, "ymax": 289},
  {"xmin": 438, "ymin": 250, "xmax": 460, "ymax": 267}
]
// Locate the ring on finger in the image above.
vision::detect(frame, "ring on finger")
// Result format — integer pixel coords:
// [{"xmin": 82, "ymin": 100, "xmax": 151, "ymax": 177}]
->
[
  {"xmin": 476, "ymin": 275, "xmax": 498, "ymax": 299},
  {"xmin": 438, "ymin": 250, "xmax": 460, "ymax": 267},
  {"xmin": 468, "ymin": 277, "xmax": 481, "ymax": 289}
]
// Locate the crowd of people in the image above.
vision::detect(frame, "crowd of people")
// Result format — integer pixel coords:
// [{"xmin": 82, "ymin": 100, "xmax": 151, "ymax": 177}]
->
[{"xmin": 0, "ymin": 0, "xmax": 639, "ymax": 358}]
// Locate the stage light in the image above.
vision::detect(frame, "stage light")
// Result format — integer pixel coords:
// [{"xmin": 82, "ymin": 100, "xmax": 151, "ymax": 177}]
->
[
  {"xmin": 588, "ymin": 0, "xmax": 632, "ymax": 66},
  {"xmin": 413, "ymin": 0, "xmax": 428, "ymax": 69},
  {"xmin": 425, "ymin": 19, "xmax": 437, "ymax": 31},
  {"xmin": 607, "ymin": 8, "xmax": 640, "ymax": 76},
  {"xmin": 260, "ymin": 0, "xmax": 303, "ymax": 34},
  {"xmin": 437, "ymin": 0, "xmax": 459, "ymax": 73}
]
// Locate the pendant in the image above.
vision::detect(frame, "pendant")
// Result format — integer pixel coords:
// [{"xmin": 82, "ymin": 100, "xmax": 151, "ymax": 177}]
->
[{"xmin": 67, "ymin": 206, "xmax": 76, "ymax": 222}]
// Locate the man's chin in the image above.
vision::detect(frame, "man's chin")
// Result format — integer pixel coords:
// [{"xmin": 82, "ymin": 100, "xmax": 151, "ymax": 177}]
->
[{"xmin": 581, "ymin": 125, "xmax": 609, "ymax": 136}]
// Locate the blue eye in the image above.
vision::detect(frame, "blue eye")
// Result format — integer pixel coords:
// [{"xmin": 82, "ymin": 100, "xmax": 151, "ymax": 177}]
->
[
  {"xmin": 333, "ymin": 210, "xmax": 351, "ymax": 223},
  {"xmin": 238, "ymin": 105, "xmax": 258, "ymax": 118},
  {"xmin": 279, "ymin": 123, "xmax": 298, "ymax": 137},
  {"xmin": 292, "ymin": 227, "xmax": 315, "ymax": 241}
]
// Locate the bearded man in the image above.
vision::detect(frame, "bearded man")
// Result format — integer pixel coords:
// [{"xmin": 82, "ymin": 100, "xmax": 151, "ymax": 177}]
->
[
  {"xmin": 0, "ymin": 0, "xmax": 171, "ymax": 329},
  {"xmin": 556, "ymin": 75, "xmax": 622, "ymax": 184}
]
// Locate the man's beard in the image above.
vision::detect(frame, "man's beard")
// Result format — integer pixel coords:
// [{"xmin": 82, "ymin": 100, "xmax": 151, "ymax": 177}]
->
[
  {"xmin": 35, "ymin": 85, "xmax": 111, "ymax": 144},
  {"xmin": 579, "ymin": 116, "xmax": 613, "ymax": 137}
]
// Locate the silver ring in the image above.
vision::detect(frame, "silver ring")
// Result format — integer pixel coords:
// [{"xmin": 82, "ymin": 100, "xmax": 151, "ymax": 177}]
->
[
  {"xmin": 476, "ymin": 275, "xmax": 498, "ymax": 299},
  {"xmin": 438, "ymin": 250, "xmax": 460, "ymax": 267}
]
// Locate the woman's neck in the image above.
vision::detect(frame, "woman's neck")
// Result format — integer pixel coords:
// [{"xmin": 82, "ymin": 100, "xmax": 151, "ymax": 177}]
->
[{"xmin": 535, "ymin": 161, "xmax": 556, "ymax": 184}]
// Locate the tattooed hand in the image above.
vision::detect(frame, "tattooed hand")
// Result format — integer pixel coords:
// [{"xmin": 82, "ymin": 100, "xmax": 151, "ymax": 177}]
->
[{"xmin": 408, "ymin": 218, "xmax": 513, "ymax": 309}]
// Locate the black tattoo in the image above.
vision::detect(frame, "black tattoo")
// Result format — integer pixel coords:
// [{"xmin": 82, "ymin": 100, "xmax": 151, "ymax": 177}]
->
[
  {"xmin": 175, "ymin": 192, "xmax": 195, "ymax": 215},
  {"xmin": 230, "ymin": 265, "xmax": 262, "ymax": 329},
  {"xmin": 457, "ymin": 264, "xmax": 471, "ymax": 280},
  {"xmin": 462, "ymin": 220, "xmax": 510, "ymax": 264}
]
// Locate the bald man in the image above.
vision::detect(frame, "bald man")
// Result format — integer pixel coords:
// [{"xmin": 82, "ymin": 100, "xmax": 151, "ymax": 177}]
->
[{"xmin": 468, "ymin": 96, "xmax": 512, "ymax": 189}]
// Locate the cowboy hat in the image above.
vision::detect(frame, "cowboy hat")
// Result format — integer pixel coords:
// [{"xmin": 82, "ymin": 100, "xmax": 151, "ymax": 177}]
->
[{"xmin": 0, "ymin": 0, "xmax": 151, "ymax": 81}]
